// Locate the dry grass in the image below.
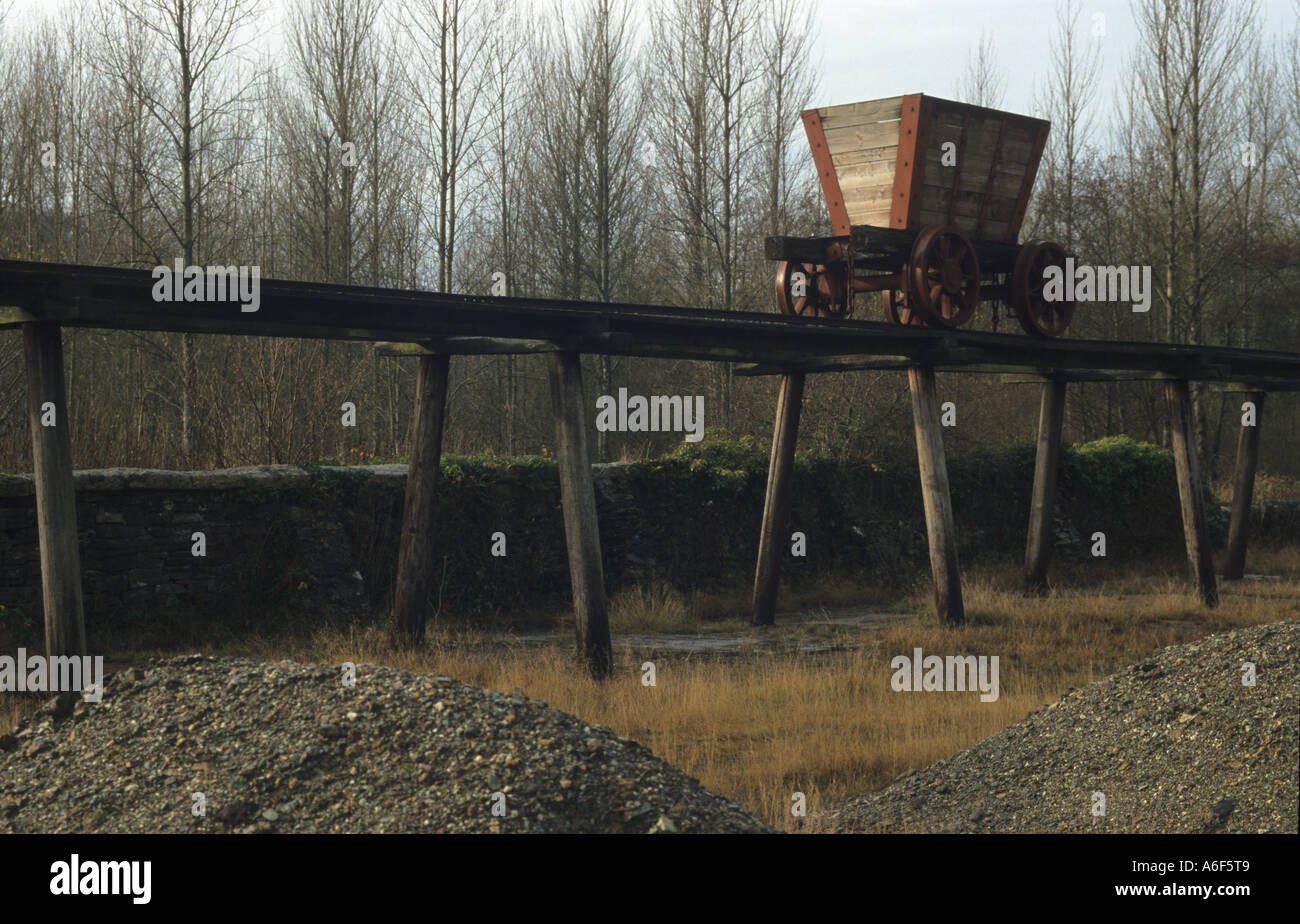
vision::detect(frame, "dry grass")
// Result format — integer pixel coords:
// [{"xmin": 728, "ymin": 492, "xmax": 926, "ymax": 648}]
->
[
  {"xmin": 5, "ymin": 547, "xmax": 1297, "ymax": 832},
  {"xmin": 608, "ymin": 584, "xmax": 699, "ymax": 633}
]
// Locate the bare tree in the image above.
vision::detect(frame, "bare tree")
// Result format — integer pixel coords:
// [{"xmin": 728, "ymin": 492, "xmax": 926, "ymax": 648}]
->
[
  {"xmin": 651, "ymin": 0, "xmax": 762, "ymax": 428},
  {"xmin": 1036, "ymin": 0, "xmax": 1100, "ymax": 245},
  {"xmin": 755, "ymin": 0, "xmax": 817, "ymax": 238},
  {"xmin": 1284, "ymin": 1, "xmax": 1300, "ymax": 241},
  {"xmin": 958, "ymin": 29, "xmax": 1006, "ymax": 108},
  {"xmin": 525, "ymin": 2, "xmax": 591, "ymax": 301},
  {"xmin": 1134, "ymin": 0, "xmax": 1258, "ymax": 458},
  {"xmin": 90, "ymin": 0, "xmax": 262, "ymax": 465},
  {"xmin": 482, "ymin": 0, "xmax": 526, "ymax": 452},
  {"xmin": 582, "ymin": 0, "xmax": 650, "ymax": 457},
  {"xmin": 401, "ymin": 0, "xmax": 490, "ymax": 292},
  {"xmin": 282, "ymin": 0, "xmax": 384, "ymax": 284},
  {"xmin": 705, "ymin": 0, "xmax": 759, "ymax": 427},
  {"xmin": 651, "ymin": 0, "xmax": 716, "ymax": 311}
]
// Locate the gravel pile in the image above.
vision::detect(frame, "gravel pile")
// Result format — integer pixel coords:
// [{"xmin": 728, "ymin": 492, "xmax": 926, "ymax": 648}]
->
[
  {"xmin": 0, "ymin": 655, "xmax": 772, "ymax": 834},
  {"xmin": 822, "ymin": 620, "xmax": 1298, "ymax": 833}
]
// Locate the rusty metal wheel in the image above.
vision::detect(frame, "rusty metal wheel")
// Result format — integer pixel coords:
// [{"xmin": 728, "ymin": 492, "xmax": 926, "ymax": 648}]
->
[
  {"xmin": 1011, "ymin": 240, "xmax": 1074, "ymax": 337},
  {"xmin": 906, "ymin": 225, "xmax": 980, "ymax": 328},
  {"xmin": 774, "ymin": 260, "xmax": 849, "ymax": 318},
  {"xmin": 883, "ymin": 288, "xmax": 924, "ymax": 326},
  {"xmin": 775, "ymin": 260, "xmax": 818, "ymax": 316}
]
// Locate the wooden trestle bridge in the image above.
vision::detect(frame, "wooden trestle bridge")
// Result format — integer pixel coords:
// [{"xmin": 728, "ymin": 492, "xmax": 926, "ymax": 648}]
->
[{"xmin": 2, "ymin": 258, "xmax": 1297, "ymax": 677}]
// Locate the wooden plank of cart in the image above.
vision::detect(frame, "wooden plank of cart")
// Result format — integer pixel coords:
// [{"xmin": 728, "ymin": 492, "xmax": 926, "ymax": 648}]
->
[{"xmin": 768, "ymin": 93, "xmax": 1074, "ymax": 337}]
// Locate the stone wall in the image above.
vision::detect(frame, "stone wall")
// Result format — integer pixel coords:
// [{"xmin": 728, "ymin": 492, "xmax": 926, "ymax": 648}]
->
[
  {"xmin": 0, "ymin": 467, "xmax": 368, "ymax": 646},
  {"xmin": 0, "ymin": 461, "xmax": 1295, "ymax": 648}
]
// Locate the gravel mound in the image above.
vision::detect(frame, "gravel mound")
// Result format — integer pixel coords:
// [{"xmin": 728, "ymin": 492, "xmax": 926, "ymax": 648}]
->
[
  {"xmin": 823, "ymin": 620, "xmax": 1298, "ymax": 834},
  {"xmin": 0, "ymin": 655, "xmax": 772, "ymax": 834}
]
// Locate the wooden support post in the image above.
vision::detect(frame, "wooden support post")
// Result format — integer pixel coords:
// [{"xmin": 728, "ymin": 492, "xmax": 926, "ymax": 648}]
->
[
  {"xmin": 907, "ymin": 366, "xmax": 964, "ymax": 626},
  {"xmin": 750, "ymin": 372, "xmax": 805, "ymax": 626},
  {"xmin": 548, "ymin": 352, "xmax": 613, "ymax": 679},
  {"xmin": 1022, "ymin": 379, "xmax": 1067, "ymax": 595},
  {"xmin": 1224, "ymin": 391, "xmax": 1265, "ymax": 581},
  {"xmin": 391, "ymin": 354, "xmax": 450, "ymax": 646},
  {"xmin": 1165, "ymin": 380, "xmax": 1218, "ymax": 606},
  {"xmin": 23, "ymin": 322, "xmax": 86, "ymax": 657}
]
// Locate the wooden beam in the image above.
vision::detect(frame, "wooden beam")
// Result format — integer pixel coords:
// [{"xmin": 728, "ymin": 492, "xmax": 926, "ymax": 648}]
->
[
  {"xmin": 391, "ymin": 354, "xmax": 451, "ymax": 646},
  {"xmin": 1165, "ymin": 380, "xmax": 1218, "ymax": 606},
  {"xmin": 733, "ymin": 349, "xmax": 990, "ymax": 377},
  {"xmin": 375, "ymin": 338, "xmax": 561, "ymax": 357},
  {"xmin": 764, "ymin": 235, "xmax": 846, "ymax": 263},
  {"xmin": 750, "ymin": 372, "xmax": 806, "ymax": 626},
  {"xmin": 1224, "ymin": 391, "xmax": 1265, "ymax": 581},
  {"xmin": 23, "ymin": 323, "xmax": 85, "ymax": 657},
  {"xmin": 548, "ymin": 352, "xmax": 613, "ymax": 679},
  {"xmin": 734, "ymin": 356, "xmax": 913, "ymax": 376},
  {"xmin": 0, "ymin": 305, "xmax": 41, "ymax": 326},
  {"xmin": 1218, "ymin": 380, "xmax": 1300, "ymax": 393},
  {"xmin": 736, "ymin": 360, "xmax": 1241, "ymax": 380},
  {"xmin": 1023, "ymin": 379, "xmax": 1067, "ymax": 594},
  {"xmin": 374, "ymin": 332, "xmax": 638, "ymax": 358},
  {"xmin": 6, "ymin": 259, "xmax": 1300, "ymax": 383},
  {"xmin": 908, "ymin": 366, "xmax": 965, "ymax": 625},
  {"xmin": 998, "ymin": 370, "xmax": 1178, "ymax": 384}
]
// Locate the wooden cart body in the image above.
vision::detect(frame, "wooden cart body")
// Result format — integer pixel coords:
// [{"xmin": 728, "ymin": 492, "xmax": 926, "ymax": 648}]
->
[{"xmin": 803, "ymin": 94, "xmax": 1050, "ymax": 243}]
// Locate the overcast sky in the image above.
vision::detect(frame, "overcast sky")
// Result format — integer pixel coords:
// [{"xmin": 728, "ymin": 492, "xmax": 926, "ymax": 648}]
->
[
  {"xmin": 814, "ymin": 0, "xmax": 1296, "ymax": 120},
  {"xmin": 4, "ymin": 0, "xmax": 1296, "ymax": 136}
]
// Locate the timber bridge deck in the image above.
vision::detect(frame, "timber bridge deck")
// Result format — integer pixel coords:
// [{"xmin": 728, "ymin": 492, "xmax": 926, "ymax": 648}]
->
[{"xmin": 3, "ymin": 258, "xmax": 1297, "ymax": 675}]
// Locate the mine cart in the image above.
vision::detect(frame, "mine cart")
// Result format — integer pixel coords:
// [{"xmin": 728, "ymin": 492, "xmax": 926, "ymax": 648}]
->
[{"xmin": 769, "ymin": 94, "xmax": 1074, "ymax": 337}]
